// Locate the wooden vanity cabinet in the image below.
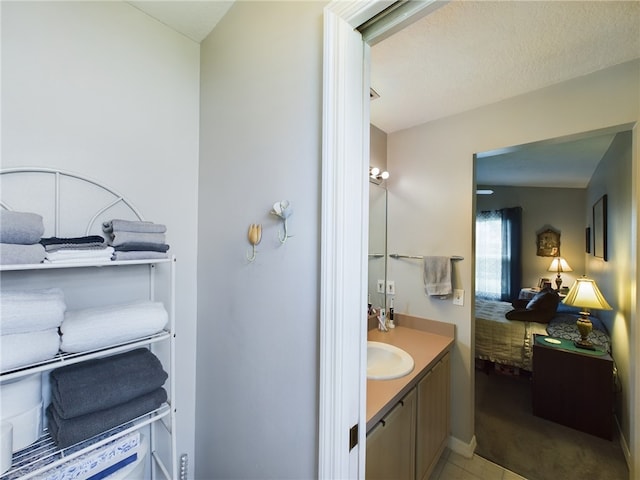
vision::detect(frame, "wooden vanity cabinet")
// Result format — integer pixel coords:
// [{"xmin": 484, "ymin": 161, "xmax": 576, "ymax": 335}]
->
[
  {"xmin": 366, "ymin": 389, "xmax": 416, "ymax": 480},
  {"xmin": 416, "ymin": 353, "xmax": 450, "ymax": 480},
  {"xmin": 366, "ymin": 352, "xmax": 450, "ymax": 480}
]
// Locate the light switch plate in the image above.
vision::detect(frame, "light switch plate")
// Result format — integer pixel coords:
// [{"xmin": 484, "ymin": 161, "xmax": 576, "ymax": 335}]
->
[
  {"xmin": 377, "ymin": 280, "xmax": 385, "ymax": 293},
  {"xmin": 453, "ymin": 289, "xmax": 464, "ymax": 306},
  {"xmin": 386, "ymin": 280, "xmax": 395, "ymax": 295}
]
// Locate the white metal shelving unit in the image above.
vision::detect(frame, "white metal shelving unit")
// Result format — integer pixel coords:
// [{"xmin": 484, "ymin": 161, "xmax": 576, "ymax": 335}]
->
[{"xmin": 0, "ymin": 168, "xmax": 178, "ymax": 480}]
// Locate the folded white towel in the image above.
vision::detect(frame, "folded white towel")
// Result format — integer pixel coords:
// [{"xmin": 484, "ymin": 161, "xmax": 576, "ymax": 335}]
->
[
  {"xmin": 0, "ymin": 288, "xmax": 66, "ymax": 335},
  {"xmin": 45, "ymin": 247, "xmax": 114, "ymax": 264},
  {"xmin": 1, "ymin": 328, "xmax": 60, "ymax": 372},
  {"xmin": 60, "ymin": 300, "xmax": 168, "ymax": 353},
  {"xmin": 423, "ymin": 256, "xmax": 452, "ymax": 296}
]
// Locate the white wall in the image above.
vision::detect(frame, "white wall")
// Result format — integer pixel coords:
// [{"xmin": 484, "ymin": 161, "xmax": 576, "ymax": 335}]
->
[
  {"xmin": 196, "ymin": 2, "xmax": 326, "ymax": 478},
  {"xmin": 386, "ymin": 59, "xmax": 640, "ymax": 451},
  {"xmin": 477, "ymin": 186, "xmax": 586, "ymax": 290},
  {"xmin": 1, "ymin": 2, "xmax": 200, "ymax": 475}
]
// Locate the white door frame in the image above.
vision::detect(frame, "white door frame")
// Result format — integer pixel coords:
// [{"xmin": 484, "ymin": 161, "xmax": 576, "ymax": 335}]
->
[{"xmin": 319, "ymin": 1, "xmax": 438, "ymax": 478}]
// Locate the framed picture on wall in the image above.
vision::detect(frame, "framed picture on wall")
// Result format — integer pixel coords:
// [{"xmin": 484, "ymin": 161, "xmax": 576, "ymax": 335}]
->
[
  {"xmin": 593, "ymin": 194, "xmax": 608, "ymax": 261},
  {"xmin": 585, "ymin": 227, "xmax": 591, "ymax": 254},
  {"xmin": 536, "ymin": 227, "xmax": 560, "ymax": 257}
]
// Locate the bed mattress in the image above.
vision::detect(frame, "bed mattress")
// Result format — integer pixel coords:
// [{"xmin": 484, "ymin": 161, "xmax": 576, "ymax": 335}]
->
[{"xmin": 475, "ymin": 298, "xmax": 549, "ymax": 371}]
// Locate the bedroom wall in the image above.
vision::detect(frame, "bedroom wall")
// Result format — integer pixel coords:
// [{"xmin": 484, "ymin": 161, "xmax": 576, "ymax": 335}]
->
[
  {"xmin": 196, "ymin": 2, "xmax": 326, "ymax": 478},
  {"xmin": 1, "ymin": 2, "xmax": 200, "ymax": 475},
  {"xmin": 585, "ymin": 130, "xmax": 633, "ymax": 451},
  {"xmin": 476, "ymin": 186, "xmax": 586, "ymax": 290},
  {"xmin": 386, "ymin": 59, "xmax": 639, "ymax": 454}
]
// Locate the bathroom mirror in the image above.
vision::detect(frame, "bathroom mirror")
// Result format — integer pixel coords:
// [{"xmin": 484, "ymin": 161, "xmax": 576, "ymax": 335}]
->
[{"xmin": 368, "ymin": 181, "xmax": 387, "ymax": 312}]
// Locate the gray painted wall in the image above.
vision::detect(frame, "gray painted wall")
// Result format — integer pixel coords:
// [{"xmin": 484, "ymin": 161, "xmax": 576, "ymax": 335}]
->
[
  {"xmin": 386, "ymin": 59, "xmax": 639, "ymax": 449},
  {"xmin": 586, "ymin": 131, "xmax": 633, "ymax": 446},
  {"xmin": 196, "ymin": 2, "xmax": 326, "ymax": 478},
  {"xmin": 2, "ymin": 2, "xmax": 200, "ymax": 474}
]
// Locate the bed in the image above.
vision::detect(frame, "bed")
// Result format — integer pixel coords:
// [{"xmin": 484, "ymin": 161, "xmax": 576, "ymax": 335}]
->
[{"xmin": 475, "ymin": 298, "xmax": 611, "ymax": 372}]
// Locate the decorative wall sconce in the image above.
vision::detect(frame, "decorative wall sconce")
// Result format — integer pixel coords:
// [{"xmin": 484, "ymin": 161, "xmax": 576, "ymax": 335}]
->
[
  {"xmin": 271, "ymin": 200, "xmax": 293, "ymax": 244},
  {"xmin": 247, "ymin": 223, "xmax": 262, "ymax": 262}
]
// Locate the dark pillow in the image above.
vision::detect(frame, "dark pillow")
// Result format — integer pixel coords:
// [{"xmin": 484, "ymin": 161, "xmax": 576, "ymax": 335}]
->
[
  {"xmin": 505, "ymin": 288, "xmax": 560, "ymax": 323},
  {"xmin": 526, "ymin": 288, "xmax": 560, "ymax": 311}
]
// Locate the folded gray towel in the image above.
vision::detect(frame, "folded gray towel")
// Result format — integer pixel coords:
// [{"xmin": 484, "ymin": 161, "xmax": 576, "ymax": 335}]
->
[
  {"xmin": 102, "ymin": 219, "xmax": 166, "ymax": 235},
  {"xmin": 46, "ymin": 387, "xmax": 167, "ymax": 448},
  {"xmin": 423, "ymin": 256, "xmax": 452, "ymax": 296},
  {"xmin": 50, "ymin": 348, "xmax": 167, "ymax": 419},
  {"xmin": 0, "ymin": 210, "xmax": 45, "ymax": 244},
  {"xmin": 109, "ymin": 232, "xmax": 166, "ymax": 247},
  {"xmin": 112, "ymin": 251, "xmax": 168, "ymax": 261},
  {"xmin": 0, "ymin": 243, "xmax": 45, "ymax": 265}
]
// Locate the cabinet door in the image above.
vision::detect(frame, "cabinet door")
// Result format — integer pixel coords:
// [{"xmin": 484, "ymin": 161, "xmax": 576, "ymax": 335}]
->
[
  {"xmin": 416, "ymin": 353, "xmax": 450, "ymax": 480},
  {"xmin": 366, "ymin": 388, "xmax": 416, "ymax": 480}
]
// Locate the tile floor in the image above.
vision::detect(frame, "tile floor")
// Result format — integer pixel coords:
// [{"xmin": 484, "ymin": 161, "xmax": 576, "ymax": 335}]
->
[{"xmin": 429, "ymin": 449, "xmax": 527, "ymax": 480}]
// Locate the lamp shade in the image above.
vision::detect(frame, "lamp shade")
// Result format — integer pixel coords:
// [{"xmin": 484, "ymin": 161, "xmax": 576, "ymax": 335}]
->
[
  {"xmin": 548, "ymin": 257, "xmax": 573, "ymax": 273},
  {"xmin": 562, "ymin": 277, "xmax": 612, "ymax": 311}
]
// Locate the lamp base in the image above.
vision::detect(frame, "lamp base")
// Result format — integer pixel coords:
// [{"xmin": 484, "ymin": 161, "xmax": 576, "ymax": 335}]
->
[
  {"xmin": 573, "ymin": 340, "xmax": 596, "ymax": 350},
  {"xmin": 575, "ymin": 314, "xmax": 594, "ymax": 350}
]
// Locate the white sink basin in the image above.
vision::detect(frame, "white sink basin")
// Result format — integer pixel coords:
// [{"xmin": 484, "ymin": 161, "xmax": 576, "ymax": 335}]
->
[{"xmin": 367, "ymin": 341, "xmax": 415, "ymax": 380}]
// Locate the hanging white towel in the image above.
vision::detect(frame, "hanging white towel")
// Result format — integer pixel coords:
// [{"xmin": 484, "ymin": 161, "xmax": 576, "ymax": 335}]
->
[{"xmin": 423, "ymin": 256, "xmax": 452, "ymax": 296}]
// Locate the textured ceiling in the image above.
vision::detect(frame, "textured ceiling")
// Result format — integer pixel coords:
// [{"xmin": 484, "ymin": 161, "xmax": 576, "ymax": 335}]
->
[
  {"xmin": 128, "ymin": 1, "xmax": 233, "ymax": 43},
  {"xmin": 370, "ymin": 1, "xmax": 640, "ymax": 134}
]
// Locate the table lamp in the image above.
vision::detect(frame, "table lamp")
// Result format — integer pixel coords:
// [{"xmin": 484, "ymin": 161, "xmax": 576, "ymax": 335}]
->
[
  {"xmin": 548, "ymin": 257, "xmax": 573, "ymax": 290},
  {"xmin": 561, "ymin": 276, "xmax": 612, "ymax": 350}
]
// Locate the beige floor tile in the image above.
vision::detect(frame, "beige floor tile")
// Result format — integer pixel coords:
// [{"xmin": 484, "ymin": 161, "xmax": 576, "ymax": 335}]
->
[
  {"xmin": 438, "ymin": 462, "xmax": 484, "ymax": 480},
  {"xmin": 447, "ymin": 452, "xmax": 504, "ymax": 480}
]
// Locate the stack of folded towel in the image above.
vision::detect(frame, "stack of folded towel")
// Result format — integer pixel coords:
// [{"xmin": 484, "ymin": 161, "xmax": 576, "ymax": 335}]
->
[
  {"xmin": 0, "ymin": 210, "xmax": 46, "ymax": 265},
  {"xmin": 102, "ymin": 219, "xmax": 169, "ymax": 261},
  {"xmin": 46, "ymin": 348, "xmax": 168, "ymax": 448},
  {"xmin": 60, "ymin": 300, "xmax": 169, "ymax": 353},
  {"xmin": 0, "ymin": 288, "xmax": 65, "ymax": 371},
  {"xmin": 40, "ymin": 236, "xmax": 114, "ymax": 264}
]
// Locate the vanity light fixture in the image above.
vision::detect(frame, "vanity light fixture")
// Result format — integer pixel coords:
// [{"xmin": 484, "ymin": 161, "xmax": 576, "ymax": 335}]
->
[
  {"xmin": 369, "ymin": 166, "xmax": 389, "ymax": 183},
  {"xmin": 476, "ymin": 189, "xmax": 494, "ymax": 195}
]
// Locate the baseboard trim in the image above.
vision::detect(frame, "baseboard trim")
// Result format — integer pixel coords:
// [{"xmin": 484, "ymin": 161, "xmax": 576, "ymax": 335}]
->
[
  {"xmin": 615, "ymin": 416, "xmax": 632, "ymax": 471},
  {"xmin": 448, "ymin": 434, "xmax": 477, "ymax": 459}
]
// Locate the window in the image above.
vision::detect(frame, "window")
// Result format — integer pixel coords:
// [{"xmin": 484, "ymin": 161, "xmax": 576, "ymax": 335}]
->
[{"xmin": 476, "ymin": 207, "xmax": 522, "ymax": 301}]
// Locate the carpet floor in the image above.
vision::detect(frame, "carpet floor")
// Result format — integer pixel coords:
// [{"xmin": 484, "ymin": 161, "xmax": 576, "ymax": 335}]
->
[{"xmin": 475, "ymin": 370, "xmax": 629, "ymax": 480}]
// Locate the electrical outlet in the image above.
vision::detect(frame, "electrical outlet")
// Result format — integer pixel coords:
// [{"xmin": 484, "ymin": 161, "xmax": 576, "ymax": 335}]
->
[
  {"xmin": 377, "ymin": 280, "xmax": 385, "ymax": 293},
  {"xmin": 453, "ymin": 289, "xmax": 464, "ymax": 306},
  {"xmin": 386, "ymin": 280, "xmax": 395, "ymax": 295}
]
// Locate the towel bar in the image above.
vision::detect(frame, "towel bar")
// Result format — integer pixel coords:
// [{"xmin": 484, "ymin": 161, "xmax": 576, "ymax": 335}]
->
[{"xmin": 389, "ymin": 254, "xmax": 464, "ymax": 261}]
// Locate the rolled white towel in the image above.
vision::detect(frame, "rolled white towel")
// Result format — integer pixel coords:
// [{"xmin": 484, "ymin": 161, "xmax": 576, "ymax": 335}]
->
[
  {"xmin": 60, "ymin": 300, "xmax": 168, "ymax": 353},
  {"xmin": 1, "ymin": 329, "xmax": 60, "ymax": 372},
  {"xmin": 0, "ymin": 288, "xmax": 66, "ymax": 335}
]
